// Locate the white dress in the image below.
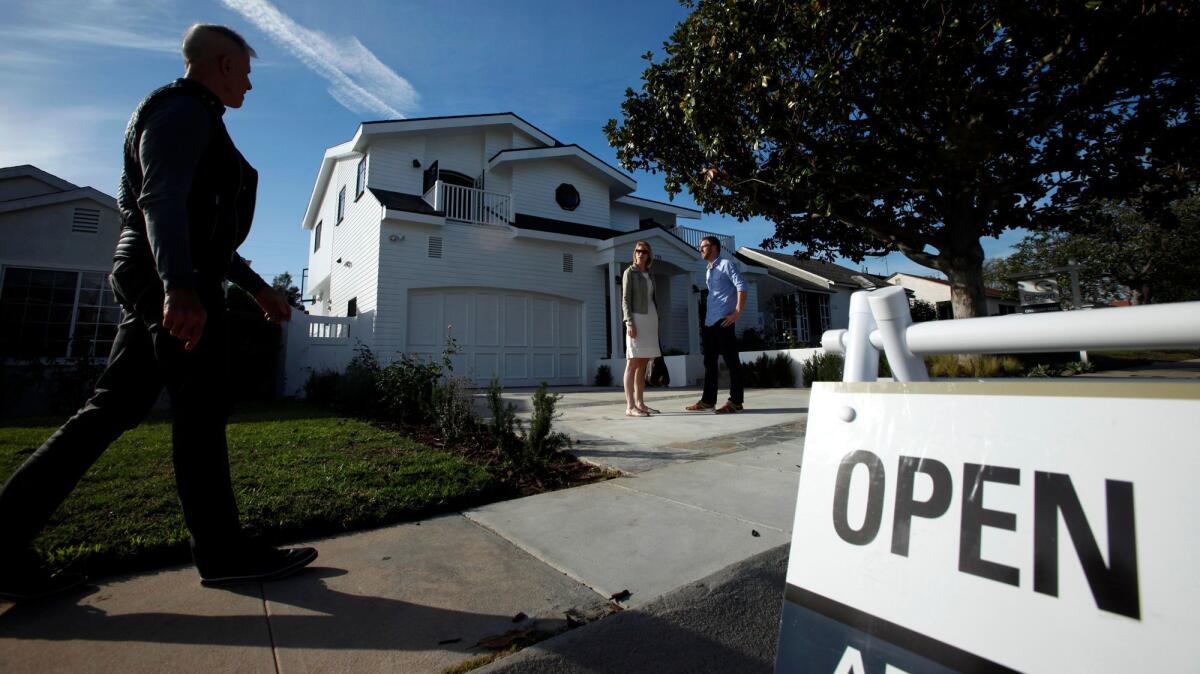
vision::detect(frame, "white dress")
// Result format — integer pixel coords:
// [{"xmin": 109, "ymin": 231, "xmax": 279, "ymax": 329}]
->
[{"xmin": 626, "ymin": 271, "xmax": 662, "ymax": 359}]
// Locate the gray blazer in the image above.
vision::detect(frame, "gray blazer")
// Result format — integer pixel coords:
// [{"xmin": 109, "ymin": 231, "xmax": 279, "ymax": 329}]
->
[{"xmin": 621, "ymin": 265, "xmax": 658, "ymax": 325}]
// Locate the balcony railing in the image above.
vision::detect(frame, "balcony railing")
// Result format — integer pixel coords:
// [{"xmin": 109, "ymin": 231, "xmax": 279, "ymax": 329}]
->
[
  {"xmin": 423, "ymin": 180, "xmax": 512, "ymax": 226},
  {"xmin": 668, "ymin": 224, "xmax": 734, "ymax": 253}
]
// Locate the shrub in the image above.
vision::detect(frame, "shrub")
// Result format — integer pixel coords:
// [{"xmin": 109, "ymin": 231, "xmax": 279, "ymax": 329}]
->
[
  {"xmin": 662, "ymin": 347, "xmax": 687, "ymax": 356},
  {"xmin": 802, "ymin": 352, "xmax": 845, "ymax": 386},
  {"xmin": 303, "ymin": 369, "xmax": 343, "ymax": 406},
  {"xmin": 744, "ymin": 353, "xmax": 797, "ymax": 388},
  {"xmin": 340, "ymin": 343, "xmax": 382, "ymax": 415},
  {"xmin": 1025, "ymin": 363, "xmax": 1058, "ymax": 378},
  {"xmin": 431, "ymin": 376, "xmax": 477, "ymax": 445},
  {"xmin": 594, "ymin": 364, "xmax": 613, "ymax": 387},
  {"xmin": 926, "ymin": 354, "xmax": 1025, "ymax": 378},
  {"xmin": 377, "ymin": 338, "xmax": 458, "ymax": 424},
  {"xmin": 486, "ymin": 377, "xmax": 521, "ymax": 459},
  {"xmin": 1061, "ymin": 360, "xmax": 1096, "ymax": 376},
  {"xmin": 910, "ymin": 299, "xmax": 938, "ymax": 323},
  {"xmin": 523, "ymin": 382, "xmax": 570, "ymax": 468}
]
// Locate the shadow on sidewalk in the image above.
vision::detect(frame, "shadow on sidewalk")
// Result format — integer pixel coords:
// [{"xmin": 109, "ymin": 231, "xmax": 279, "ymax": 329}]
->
[{"xmin": 0, "ymin": 567, "xmax": 516, "ymax": 652}]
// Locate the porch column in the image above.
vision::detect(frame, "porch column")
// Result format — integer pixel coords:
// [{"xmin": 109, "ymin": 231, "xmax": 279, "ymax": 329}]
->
[
  {"xmin": 687, "ymin": 271, "xmax": 701, "ymax": 355},
  {"xmin": 609, "ymin": 260, "xmax": 625, "ymax": 359}
]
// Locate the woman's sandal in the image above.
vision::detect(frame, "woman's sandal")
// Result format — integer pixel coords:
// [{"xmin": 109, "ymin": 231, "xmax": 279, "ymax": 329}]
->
[
  {"xmin": 625, "ymin": 408, "xmax": 649, "ymax": 417},
  {"xmin": 637, "ymin": 404, "xmax": 660, "ymax": 415}
]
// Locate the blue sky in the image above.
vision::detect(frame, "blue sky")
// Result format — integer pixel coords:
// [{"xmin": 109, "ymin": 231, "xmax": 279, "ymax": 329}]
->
[{"xmin": 1, "ymin": 0, "xmax": 1024, "ymax": 286}]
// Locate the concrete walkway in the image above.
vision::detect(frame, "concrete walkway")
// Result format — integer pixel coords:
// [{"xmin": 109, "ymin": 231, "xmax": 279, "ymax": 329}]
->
[{"xmin": 0, "ymin": 387, "xmax": 809, "ymax": 673}]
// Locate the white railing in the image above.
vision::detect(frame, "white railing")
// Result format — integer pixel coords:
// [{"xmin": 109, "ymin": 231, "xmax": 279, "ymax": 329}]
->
[
  {"xmin": 668, "ymin": 224, "xmax": 734, "ymax": 252},
  {"xmin": 424, "ymin": 180, "xmax": 511, "ymax": 226},
  {"xmin": 822, "ymin": 286, "xmax": 1200, "ymax": 382},
  {"xmin": 307, "ymin": 316, "xmax": 352, "ymax": 343}
]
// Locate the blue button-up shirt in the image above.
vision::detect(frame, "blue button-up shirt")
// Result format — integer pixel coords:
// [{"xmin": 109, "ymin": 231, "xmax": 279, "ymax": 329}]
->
[{"xmin": 705, "ymin": 256, "xmax": 747, "ymax": 327}]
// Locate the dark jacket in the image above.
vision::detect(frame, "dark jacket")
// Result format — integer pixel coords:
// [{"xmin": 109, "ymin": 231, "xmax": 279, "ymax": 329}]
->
[{"xmin": 113, "ymin": 78, "xmax": 264, "ymax": 308}]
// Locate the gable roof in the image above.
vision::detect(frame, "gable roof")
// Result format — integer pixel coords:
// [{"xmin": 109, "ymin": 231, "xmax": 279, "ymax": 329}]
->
[
  {"xmin": 488, "ymin": 145, "xmax": 636, "ymax": 192},
  {"xmin": 734, "ymin": 251, "xmax": 830, "ymax": 293},
  {"xmin": 738, "ymin": 247, "xmax": 890, "ymax": 289},
  {"xmin": 0, "ymin": 164, "xmax": 79, "ymax": 194}
]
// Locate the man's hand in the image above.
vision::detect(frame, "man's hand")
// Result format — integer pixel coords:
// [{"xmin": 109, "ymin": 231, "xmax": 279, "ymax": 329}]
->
[
  {"xmin": 163, "ymin": 287, "xmax": 207, "ymax": 350},
  {"xmin": 627, "ymin": 323, "xmax": 637, "ymax": 339},
  {"xmin": 254, "ymin": 286, "xmax": 293, "ymax": 323},
  {"xmin": 720, "ymin": 310, "xmax": 741, "ymax": 328}
]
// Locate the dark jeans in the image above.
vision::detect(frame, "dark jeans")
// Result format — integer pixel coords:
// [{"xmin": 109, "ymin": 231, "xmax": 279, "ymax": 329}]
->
[
  {"xmin": 0, "ymin": 267, "xmax": 241, "ymax": 561},
  {"xmin": 701, "ymin": 321, "xmax": 743, "ymax": 405}
]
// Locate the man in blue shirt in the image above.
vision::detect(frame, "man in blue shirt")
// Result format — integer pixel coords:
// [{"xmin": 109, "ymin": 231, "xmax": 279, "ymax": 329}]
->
[{"xmin": 686, "ymin": 236, "xmax": 747, "ymax": 413}]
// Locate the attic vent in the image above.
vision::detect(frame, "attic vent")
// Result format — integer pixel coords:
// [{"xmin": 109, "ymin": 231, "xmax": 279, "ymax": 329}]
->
[
  {"xmin": 562, "ymin": 253, "xmax": 574, "ymax": 273},
  {"xmin": 72, "ymin": 208, "xmax": 100, "ymax": 234},
  {"xmin": 428, "ymin": 235, "xmax": 443, "ymax": 259}
]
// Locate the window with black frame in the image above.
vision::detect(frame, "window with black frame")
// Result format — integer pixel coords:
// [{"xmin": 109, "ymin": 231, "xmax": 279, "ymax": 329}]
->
[{"xmin": 0, "ymin": 267, "xmax": 120, "ymax": 359}]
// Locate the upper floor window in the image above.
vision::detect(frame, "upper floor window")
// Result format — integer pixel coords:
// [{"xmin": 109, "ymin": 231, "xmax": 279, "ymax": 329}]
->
[
  {"xmin": 355, "ymin": 157, "xmax": 366, "ymax": 200},
  {"xmin": 337, "ymin": 186, "xmax": 346, "ymax": 224},
  {"xmin": 314, "ymin": 221, "xmax": 322, "ymax": 253},
  {"xmin": 555, "ymin": 183, "xmax": 580, "ymax": 211}
]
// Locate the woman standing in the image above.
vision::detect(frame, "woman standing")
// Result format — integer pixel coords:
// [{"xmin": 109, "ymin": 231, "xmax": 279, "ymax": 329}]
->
[{"xmin": 621, "ymin": 241, "xmax": 662, "ymax": 417}]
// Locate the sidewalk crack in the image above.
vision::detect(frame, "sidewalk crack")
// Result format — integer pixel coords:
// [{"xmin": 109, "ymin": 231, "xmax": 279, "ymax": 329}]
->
[{"xmin": 260, "ymin": 583, "xmax": 282, "ymax": 674}]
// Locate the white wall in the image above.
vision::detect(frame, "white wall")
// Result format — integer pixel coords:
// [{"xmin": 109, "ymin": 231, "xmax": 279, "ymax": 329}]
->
[
  {"xmin": 889, "ymin": 275, "xmax": 952, "ymax": 304},
  {"xmin": 511, "ymin": 159, "xmax": 610, "ymax": 228},
  {"xmin": 368, "ymin": 135, "xmax": 426, "ymax": 195},
  {"xmin": 0, "ymin": 200, "xmax": 120, "ymax": 271},
  {"xmin": 308, "ymin": 156, "xmax": 381, "ymax": 326},
  {"xmin": 0, "ymin": 176, "xmax": 60, "ymax": 202},
  {"xmin": 828, "ymin": 287, "xmax": 852, "ymax": 330},
  {"xmin": 610, "ymin": 204, "xmax": 640, "ymax": 232},
  {"xmin": 372, "ymin": 218, "xmax": 608, "ymax": 372},
  {"xmin": 426, "ymin": 132, "xmax": 485, "ymax": 178}
]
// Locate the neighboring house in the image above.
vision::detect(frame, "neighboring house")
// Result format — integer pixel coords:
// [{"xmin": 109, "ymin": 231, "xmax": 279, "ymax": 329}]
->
[
  {"xmin": 299, "ymin": 113, "xmax": 760, "ymax": 387},
  {"xmin": 886, "ymin": 272, "xmax": 1019, "ymax": 318},
  {"xmin": 0, "ymin": 165, "xmax": 122, "ymax": 360},
  {"xmin": 736, "ymin": 247, "xmax": 890, "ymax": 346}
]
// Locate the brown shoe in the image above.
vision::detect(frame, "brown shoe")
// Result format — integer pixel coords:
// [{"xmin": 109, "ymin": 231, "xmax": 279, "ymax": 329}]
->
[
  {"xmin": 685, "ymin": 400, "xmax": 715, "ymax": 412},
  {"xmin": 714, "ymin": 401, "xmax": 743, "ymax": 414}
]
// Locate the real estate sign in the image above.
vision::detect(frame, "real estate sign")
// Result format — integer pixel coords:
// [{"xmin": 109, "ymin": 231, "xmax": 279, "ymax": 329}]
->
[
  {"xmin": 776, "ymin": 381, "xmax": 1200, "ymax": 673},
  {"xmin": 1017, "ymin": 278, "xmax": 1061, "ymax": 309}
]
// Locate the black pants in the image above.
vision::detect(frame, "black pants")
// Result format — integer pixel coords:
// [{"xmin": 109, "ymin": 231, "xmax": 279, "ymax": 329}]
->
[
  {"xmin": 0, "ymin": 266, "xmax": 241, "ymax": 559},
  {"xmin": 701, "ymin": 321, "xmax": 743, "ymax": 405}
]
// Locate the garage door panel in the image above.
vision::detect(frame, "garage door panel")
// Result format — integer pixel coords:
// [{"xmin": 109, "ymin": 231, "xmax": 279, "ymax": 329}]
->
[
  {"xmin": 475, "ymin": 295, "xmax": 500, "ymax": 346},
  {"xmin": 408, "ymin": 294, "xmax": 441, "ymax": 348},
  {"xmin": 532, "ymin": 353, "xmax": 555, "ymax": 379},
  {"xmin": 409, "ymin": 288, "xmax": 581, "ymax": 386},
  {"xmin": 531, "ymin": 299, "xmax": 555, "ymax": 347},
  {"xmin": 559, "ymin": 303, "xmax": 580, "ymax": 347},
  {"xmin": 559, "ymin": 352, "xmax": 580, "ymax": 378},
  {"xmin": 504, "ymin": 296, "xmax": 527, "ymax": 346}
]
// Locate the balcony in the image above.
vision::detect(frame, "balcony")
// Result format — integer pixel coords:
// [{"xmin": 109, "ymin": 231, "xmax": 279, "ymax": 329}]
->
[
  {"xmin": 668, "ymin": 224, "xmax": 734, "ymax": 253},
  {"xmin": 423, "ymin": 180, "xmax": 512, "ymax": 227}
]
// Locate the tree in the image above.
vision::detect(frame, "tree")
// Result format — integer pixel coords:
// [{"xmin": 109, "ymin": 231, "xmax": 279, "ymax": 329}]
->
[
  {"xmin": 271, "ymin": 272, "xmax": 303, "ymax": 309},
  {"xmin": 605, "ymin": 0, "xmax": 1198, "ymax": 317},
  {"xmin": 987, "ymin": 195, "xmax": 1200, "ymax": 306}
]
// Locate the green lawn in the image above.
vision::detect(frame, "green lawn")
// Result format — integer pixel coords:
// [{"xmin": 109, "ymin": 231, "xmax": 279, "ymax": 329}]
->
[{"xmin": 0, "ymin": 402, "xmax": 494, "ymax": 577}]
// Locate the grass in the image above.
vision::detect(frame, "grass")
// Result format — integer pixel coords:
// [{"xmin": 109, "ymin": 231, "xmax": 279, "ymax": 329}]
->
[{"xmin": 0, "ymin": 401, "xmax": 495, "ymax": 577}]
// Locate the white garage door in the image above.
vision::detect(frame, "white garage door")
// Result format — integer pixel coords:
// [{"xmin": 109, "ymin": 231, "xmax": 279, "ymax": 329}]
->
[{"xmin": 407, "ymin": 288, "xmax": 583, "ymax": 387}]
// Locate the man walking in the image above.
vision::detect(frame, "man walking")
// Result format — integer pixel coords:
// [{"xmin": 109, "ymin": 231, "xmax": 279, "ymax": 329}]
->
[
  {"xmin": 686, "ymin": 236, "xmax": 747, "ymax": 414},
  {"xmin": 0, "ymin": 24, "xmax": 316, "ymax": 601}
]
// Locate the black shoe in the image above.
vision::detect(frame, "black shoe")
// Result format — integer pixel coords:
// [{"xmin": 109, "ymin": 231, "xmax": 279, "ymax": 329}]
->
[
  {"xmin": 0, "ymin": 551, "xmax": 88, "ymax": 602},
  {"xmin": 198, "ymin": 546, "xmax": 318, "ymax": 587}
]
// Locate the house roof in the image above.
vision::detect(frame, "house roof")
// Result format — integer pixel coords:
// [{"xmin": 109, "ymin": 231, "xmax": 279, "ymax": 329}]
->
[
  {"xmin": 739, "ymin": 247, "xmax": 890, "ymax": 289},
  {"xmin": 370, "ymin": 188, "xmax": 441, "ymax": 216},
  {"xmin": 360, "ymin": 112, "xmax": 559, "ymax": 147},
  {"xmin": 513, "ymin": 213, "xmax": 621, "ymax": 240},
  {"xmin": 0, "ymin": 165, "xmax": 117, "ymax": 214},
  {"xmin": 613, "ymin": 195, "xmax": 701, "ymax": 220},
  {"xmin": 886, "ymin": 272, "xmax": 1006, "ymax": 299},
  {"xmin": 488, "ymin": 145, "xmax": 636, "ymax": 192},
  {"xmin": 734, "ymin": 251, "xmax": 830, "ymax": 293}
]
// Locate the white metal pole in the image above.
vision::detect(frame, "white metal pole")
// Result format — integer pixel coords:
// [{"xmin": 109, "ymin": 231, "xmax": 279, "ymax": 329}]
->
[
  {"xmin": 866, "ymin": 286, "xmax": 929, "ymax": 382},
  {"xmin": 842, "ymin": 291, "xmax": 879, "ymax": 382}
]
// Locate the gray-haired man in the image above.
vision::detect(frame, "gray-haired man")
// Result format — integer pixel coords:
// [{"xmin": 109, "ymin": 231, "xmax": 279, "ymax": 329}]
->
[{"xmin": 0, "ymin": 24, "xmax": 316, "ymax": 601}]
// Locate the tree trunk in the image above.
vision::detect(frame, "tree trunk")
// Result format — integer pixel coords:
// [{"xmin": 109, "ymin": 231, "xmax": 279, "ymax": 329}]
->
[{"xmin": 939, "ymin": 225, "xmax": 989, "ymax": 319}]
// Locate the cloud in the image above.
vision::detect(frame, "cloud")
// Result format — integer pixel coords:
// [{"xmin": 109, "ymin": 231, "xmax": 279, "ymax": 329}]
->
[
  {"xmin": 0, "ymin": 103, "xmax": 125, "ymax": 193},
  {"xmin": 219, "ymin": 0, "xmax": 418, "ymax": 119},
  {"xmin": 0, "ymin": 25, "xmax": 178, "ymax": 54}
]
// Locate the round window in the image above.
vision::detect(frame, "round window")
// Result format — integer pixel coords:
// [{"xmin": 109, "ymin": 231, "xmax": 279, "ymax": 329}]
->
[{"xmin": 555, "ymin": 183, "xmax": 581, "ymax": 211}]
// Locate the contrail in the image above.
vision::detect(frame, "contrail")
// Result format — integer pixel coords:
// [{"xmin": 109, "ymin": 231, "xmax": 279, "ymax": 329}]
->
[{"xmin": 220, "ymin": 0, "xmax": 418, "ymax": 118}]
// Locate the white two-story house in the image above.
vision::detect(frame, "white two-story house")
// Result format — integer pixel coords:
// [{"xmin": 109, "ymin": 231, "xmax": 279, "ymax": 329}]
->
[{"xmin": 299, "ymin": 113, "xmax": 761, "ymax": 387}]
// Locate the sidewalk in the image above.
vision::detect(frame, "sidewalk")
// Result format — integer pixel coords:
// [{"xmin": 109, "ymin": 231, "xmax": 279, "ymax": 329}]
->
[{"xmin": 0, "ymin": 387, "xmax": 809, "ymax": 673}]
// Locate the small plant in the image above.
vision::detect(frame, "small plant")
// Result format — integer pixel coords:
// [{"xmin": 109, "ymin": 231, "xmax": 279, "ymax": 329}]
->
[
  {"xmin": 523, "ymin": 382, "xmax": 571, "ymax": 468},
  {"xmin": 486, "ymin": 377, "xmax": 521, "ymax": 460},
  {"xmin": 377, "ymin": 338, "xmax": 458, "ymax": 424},
  {"xmin": 303, "ymin": 368, "xmax": 343, "ymax": 406},
  {"xmin": 802, "ymin": 352, "xmax": 845, "ymax": 386},
  {"xmin": 594, "ymin": 364, "xmax": 613, "ymax": 387},
  {"xmin": 926, "ymin": 354, "xmax": 1025, "ymax": 378},
  {"xmin": 431, "ymin": 376, "xmax": 477, "ymax": 445},
  {"xmin": 1062, "ymin": 360, "xmax": 1095, "ymax": 375},
  {"xmin": 340, "ymin": 342, "xmax": 382, "ymax": 415},
  {"xmin": 1025, "ymin": 363, "xmax": 1059, "ymax": 378}
]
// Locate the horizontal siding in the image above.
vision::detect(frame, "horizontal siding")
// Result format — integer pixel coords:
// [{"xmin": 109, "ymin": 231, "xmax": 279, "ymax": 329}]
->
[
  {"xmin": 373, "ymin": 219, "xmax": 607, "ymax": 375},
  {"xmin": 426, "ymin": 132, "xmax": 484, "ymax": 179},
  {"xmin": 610, "ymin": 204, "xmax": 640, "ymax": 233},
  {"xmin": 0, "ymin": 201, "xmax": 120, "ymax": 271},
  {"xmin": 368, "ymin": 135, "xmax": 426, "ymax": 195},
  {"xmin": 511, "ymin": 159, "xmax": 610, "ymax": 228},
  {"xmin": 512, "ymin": 129, "xmax": 540, "ymax": 150},
  {"xmin": 323, "ymin": 157, "xmax": 380, "ymax": 329}
]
